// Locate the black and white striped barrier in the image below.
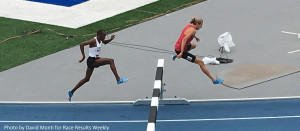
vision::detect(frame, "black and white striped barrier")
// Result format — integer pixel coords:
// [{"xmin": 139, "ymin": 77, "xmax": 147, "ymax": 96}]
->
[{"xmin": 146, "ymin": 59, "xmax": 164, "ymax": 131}]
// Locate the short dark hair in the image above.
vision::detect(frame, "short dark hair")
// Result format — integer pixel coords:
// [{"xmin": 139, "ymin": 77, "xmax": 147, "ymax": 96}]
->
[{"xmin": 97, "ymin": 29, "xmax": 105, "ymax": 36}]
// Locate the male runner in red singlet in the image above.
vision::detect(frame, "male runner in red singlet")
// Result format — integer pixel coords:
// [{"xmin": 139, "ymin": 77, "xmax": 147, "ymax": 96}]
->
[{"xmin": 172, "ymin": 18, "xmax": 224, "ymax": 84}]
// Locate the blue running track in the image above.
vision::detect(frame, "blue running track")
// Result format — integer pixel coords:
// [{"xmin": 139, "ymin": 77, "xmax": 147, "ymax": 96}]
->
[{"xmin": 1, "ymin": 99, "xmax": 300, "ymax": 131}]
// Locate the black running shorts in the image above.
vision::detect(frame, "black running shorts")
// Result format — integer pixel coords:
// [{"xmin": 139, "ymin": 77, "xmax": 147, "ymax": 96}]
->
[
  {"xmin": 87, "ymin": 57, "xmax": 100, "ymax": 69},
  {"xmin": 175, "ymin": 50, "xmax": 196, "ymax": 63}
]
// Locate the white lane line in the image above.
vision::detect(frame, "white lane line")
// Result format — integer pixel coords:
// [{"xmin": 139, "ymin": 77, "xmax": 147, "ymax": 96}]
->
[
  {"xmin": 2, "ymin": 95, "xmax": 300, "ymax": 104},
  {"xmin": 190, "ymin": 96, "xmax": 300, "ymax": 102},
  {"xmin": 282, "ymin": 31, "xmax": 299, "ymax": 35},
  {"xmin": 2, "ymin": 115, "xmax": 300, "ymax": 123},
  {"xmin": 282, "ymin": 31, "xmax": 300, "ymax": 54},
  {"xmin": 0, "ymin": 120, "xmax": 147, "ymax": 123},
  {"xmin": 0, "ymin": 101, "xmax": 134, "ymax": 104},
  {"xmin": 281, "ymin": 31, "xmax": 300, "ymax": 38},
  {"xmin": 288, "ymin": 50, "xmax": 300, "ymax": 54},
  {"xmin": 158, "ymin": 115, "xmax": 300, "ymax": 122}
]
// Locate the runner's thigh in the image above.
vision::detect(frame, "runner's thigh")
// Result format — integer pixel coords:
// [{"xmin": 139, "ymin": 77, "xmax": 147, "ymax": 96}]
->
[{"xmin": 94, "ymin": 58, "xmax": 113, "ymax": 67}]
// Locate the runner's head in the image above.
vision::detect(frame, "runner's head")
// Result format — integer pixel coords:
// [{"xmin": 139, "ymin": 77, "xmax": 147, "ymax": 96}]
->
[
  {"xmin": 190, "ymin": 17, "xmax": 203, "ymax": 30},
  {"xmin": 97, "ymin": 29, "xmax": 106, "ymax": 41}
]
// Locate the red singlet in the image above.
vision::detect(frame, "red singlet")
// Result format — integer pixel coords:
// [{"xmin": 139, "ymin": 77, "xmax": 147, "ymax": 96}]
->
[{"xmin": 174, "ymin": 24, "xmax": 195, "ymax": 52}]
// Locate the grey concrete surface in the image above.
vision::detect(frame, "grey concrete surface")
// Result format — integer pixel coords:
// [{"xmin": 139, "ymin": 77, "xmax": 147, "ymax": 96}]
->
[
  {"xmin": 217, "ymin": 64, "xmax": 300, "ymax": 89},
  {"xmin": 1, "ymin": 0, "xmax": 300, "ymax": 102}
]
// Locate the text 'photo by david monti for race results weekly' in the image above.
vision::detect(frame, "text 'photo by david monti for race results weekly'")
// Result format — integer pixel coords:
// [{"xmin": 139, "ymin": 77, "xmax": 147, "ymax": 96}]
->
[{"xmin": 3, "ymin": 124, "xmax": 110, "ymax": 131}]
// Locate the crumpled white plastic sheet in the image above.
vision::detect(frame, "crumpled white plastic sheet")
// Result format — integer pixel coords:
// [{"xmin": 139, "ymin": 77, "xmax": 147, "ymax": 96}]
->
[
  {"xmin": 218, "ymin": 32, "xmax": 235, "ymax": 53},
  {"xmin": 202, "ymin": 57, "xmax": 220, "ymax": 65}
]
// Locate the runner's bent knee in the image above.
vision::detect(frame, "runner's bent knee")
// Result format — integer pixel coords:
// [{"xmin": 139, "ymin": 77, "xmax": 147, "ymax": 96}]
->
[
  {"xmin": 109, "ymin": 59, "xmax": 114, "ymax": 64},
  {"xmin": 191, "ymin": 43, "xmax": 196, "ymax": 49},
  {"xmin": 195, "ymin": 58, "xmax": 204, "ymax": 66}
]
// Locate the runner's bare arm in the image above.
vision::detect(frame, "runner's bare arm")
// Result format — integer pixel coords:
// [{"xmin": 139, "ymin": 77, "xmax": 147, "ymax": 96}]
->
[
  {"xmin": 194, "ymin": 36, "xmax": 200, "ymax": 42},
  {"xmin": 79, "ymin": 39, "xmax": 96, "ymax": 63},
  {"xmin": 103, "ymin": 35, "xmax": 115, "ymax": 44}
]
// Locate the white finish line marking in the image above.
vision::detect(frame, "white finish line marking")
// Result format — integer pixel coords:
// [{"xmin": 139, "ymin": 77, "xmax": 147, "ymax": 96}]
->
[{"xmin": 2, "ymin": 115, "xmax": 300, "ymax": 123}]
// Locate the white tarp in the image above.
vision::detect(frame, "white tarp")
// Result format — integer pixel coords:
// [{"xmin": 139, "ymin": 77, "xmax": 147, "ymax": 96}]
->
[{"xmin": 202, "ymin": 57, "xmax": 220, "ymax": 65}]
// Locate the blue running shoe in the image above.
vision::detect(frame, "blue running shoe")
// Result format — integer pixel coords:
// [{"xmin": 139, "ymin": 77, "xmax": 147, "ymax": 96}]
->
[
  {"xmin": 117, "ymin": 78, "xmax": 128, "ymax": 85},
  {"xmin": 68, "ymin": 90, "xmax": 73, "ymax": 102},
  {"xmin": 172, "ymin": 55, "xmax": 176, "ymax": 61},
  {"xmin": 213, "ymin": 79, "xmax": 224, "ymax": 84}
]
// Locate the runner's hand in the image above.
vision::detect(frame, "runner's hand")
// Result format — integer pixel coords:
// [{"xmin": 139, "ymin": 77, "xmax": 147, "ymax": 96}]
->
[
  {"xmin": 177, "ymin": 53, "xmax": 183, "ymax": 59},
  {"xmin": 79, "ymin": 57, "xmax": 85, "ymax": 63},
  {"xmin": 195, "ymin": 37, "xmax": 200, "ymax": 42},
  {"xmin": 111, "ymin": 35, "xmax": 115, "ymax": 40}
]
